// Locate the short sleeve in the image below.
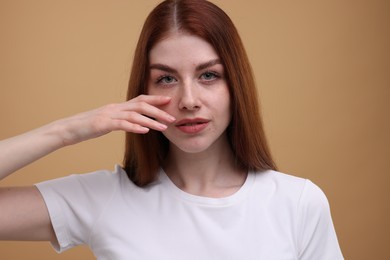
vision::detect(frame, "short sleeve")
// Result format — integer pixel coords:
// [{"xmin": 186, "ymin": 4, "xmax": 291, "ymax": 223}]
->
[
  {"xmin": 35, "ymin": 167, "xmax": 119, "ymax": 252},
  {"xmin": 297, "ymin": 180, "xmax": 344, "ymax": 260}
]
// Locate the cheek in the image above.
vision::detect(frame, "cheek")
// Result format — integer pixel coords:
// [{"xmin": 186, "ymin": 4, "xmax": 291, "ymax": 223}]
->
[
  {"xmin": 216, "ymin": 88, "xmax": 231, "ymax": 113},
  {"xmin": 147, "ymin": 81, "xmax": 175, "ymax": 96},
  {"xmin": 146, "ymin": 84, "xmax": 178, "ymax": 121},
  {"xmin": 145, "ymin": 81, "xmax": 155, "ymax": 95},
  {"xmin": 148, "ymin": 88, "xmax": 178, "ymax": 110},
  {"xmin": 165, "ymin": 98, "xmax": 181, "ymax": 118}
]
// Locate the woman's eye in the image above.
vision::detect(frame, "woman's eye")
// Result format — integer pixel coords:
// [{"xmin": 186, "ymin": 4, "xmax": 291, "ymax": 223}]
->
[
  {"xmin": 200, "ymin": 72, "xmax": 219, "ymax": 81},
  {"xmin": 156, "ymin": 75, "xmax": 177, "ymax": 85}
]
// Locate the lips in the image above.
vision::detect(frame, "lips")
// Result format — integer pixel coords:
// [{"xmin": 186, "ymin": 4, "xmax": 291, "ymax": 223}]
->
[{"xmin": 175, "ymin": 118, "xmax": 210, "ymax": 134}]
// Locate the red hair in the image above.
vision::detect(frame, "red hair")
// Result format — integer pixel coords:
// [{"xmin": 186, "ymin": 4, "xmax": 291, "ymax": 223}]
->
[{"xmin": 123, "ymin": 0, "xmax": 276, "ymax": 186}]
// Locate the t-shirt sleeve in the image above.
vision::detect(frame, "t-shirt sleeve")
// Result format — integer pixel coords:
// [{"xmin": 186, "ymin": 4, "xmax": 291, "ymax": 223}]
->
[
  {"xmin": 297, "ymin": 180, "xmax": 344, "ymax": 260},
  {"xmin": 35, "ymin": 167, "xmax": 119, "ymax": 253}
]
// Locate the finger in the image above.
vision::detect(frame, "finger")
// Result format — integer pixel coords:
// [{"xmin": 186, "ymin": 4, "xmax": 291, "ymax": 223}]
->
[
  {"xmin": 113, "ymin": 120, "xmax": 150, "ymax": 134},
  {"xmin": 131, "ymin": 95, "xmax": 172, "ymax": 106},
  {"xmin": 122, "ymin": 102, "xmax": 175, "ymax": 123},
  {"xmin": 114, "ymin": 111, "xmax": 168, "ymax": 132}
]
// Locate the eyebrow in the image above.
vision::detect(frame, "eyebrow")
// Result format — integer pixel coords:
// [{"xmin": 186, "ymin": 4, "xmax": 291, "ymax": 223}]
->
[{"xmin": 149, "ymin": 59, "xmax": 222, "ymax": 73}]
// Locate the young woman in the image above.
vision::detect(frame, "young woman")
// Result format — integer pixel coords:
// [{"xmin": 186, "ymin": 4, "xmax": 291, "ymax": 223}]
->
[{"xmin": 0, "ymin": 0, "xmax": 343, "ymax": 259}]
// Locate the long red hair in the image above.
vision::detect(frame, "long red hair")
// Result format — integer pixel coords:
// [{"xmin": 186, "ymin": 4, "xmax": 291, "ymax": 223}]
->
[{"xmin": 123, "ymin": 0, "xmax": 276, "ymax": 186}]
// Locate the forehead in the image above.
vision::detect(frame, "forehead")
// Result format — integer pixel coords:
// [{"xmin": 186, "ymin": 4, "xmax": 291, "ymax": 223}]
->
[{"xmin": 149, "ymin": 33, "xmax": 220, "ymax": 66}]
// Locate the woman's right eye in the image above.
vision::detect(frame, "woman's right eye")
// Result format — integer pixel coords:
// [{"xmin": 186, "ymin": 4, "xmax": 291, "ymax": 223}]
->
[{"xmin": 156, "ymin": 75, "xmax": 177, "ymax": 85}]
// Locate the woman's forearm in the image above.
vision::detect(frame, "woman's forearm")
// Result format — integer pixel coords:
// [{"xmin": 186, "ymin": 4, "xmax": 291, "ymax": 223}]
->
[{"xmin": 0, "ymin": 122, "xmax": 65, "ymax": 179}]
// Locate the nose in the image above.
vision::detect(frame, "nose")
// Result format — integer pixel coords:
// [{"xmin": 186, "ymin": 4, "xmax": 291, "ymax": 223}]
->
[{"xmin": 178, "ymin": 80, "xmax": 201, "ymax": 111}]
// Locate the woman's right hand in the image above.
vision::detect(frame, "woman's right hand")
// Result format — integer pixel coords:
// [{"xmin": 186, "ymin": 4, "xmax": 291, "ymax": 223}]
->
[{"xmin": 57, "ymin": 95, "xmax": 175, "ymax": 146}]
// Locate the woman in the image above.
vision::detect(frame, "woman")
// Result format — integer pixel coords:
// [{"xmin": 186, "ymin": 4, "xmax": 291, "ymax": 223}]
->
[{"xmin": 0, "ymin": 0, "xmax": 343, "ymax": 259}]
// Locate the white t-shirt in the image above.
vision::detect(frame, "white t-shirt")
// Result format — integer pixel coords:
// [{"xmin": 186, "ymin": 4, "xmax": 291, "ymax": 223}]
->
[{"xmin": 36, "ymin": 165, "xmax": 343, "ymax": 260}]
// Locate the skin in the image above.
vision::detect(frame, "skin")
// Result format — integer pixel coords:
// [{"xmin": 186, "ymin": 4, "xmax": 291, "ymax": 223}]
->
[
  {"xmin": 148, "ymin": 32, "xmax": 246, "ymax": 197},
  {"xmin": 0, "ymin": 32, "xmax": 246, "ymax": 244}
]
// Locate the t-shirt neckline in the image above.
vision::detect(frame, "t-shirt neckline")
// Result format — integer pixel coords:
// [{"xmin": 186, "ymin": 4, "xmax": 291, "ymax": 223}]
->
[{"xmin": 159, "ymin": 168, "xmax": 256, "ymax": 207}]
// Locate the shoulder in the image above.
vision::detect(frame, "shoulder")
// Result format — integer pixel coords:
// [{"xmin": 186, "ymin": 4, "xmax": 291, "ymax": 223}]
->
[
  {"xmin": 69, "ymin": 164, "xmax": 128, "ymax": 189},
  {"xmin": 251, "ymin": 170, "xmax": 329, "ymax": 210},
  {"xmin": 35, "ymin": 164, "xmax": 132, "ymax": 203},
  {"xmin": 33, "ymin": 165, "xmax": 134, "ymax": 252},
  {"xmin": 252, "ymin": 170, "xmax": 306, "ymax": 196}
]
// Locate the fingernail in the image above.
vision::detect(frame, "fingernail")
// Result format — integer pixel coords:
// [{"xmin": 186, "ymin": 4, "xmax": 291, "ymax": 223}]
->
[{"xmin": 159, "ymin": 124, "xmax": 168, "ymax": 130}]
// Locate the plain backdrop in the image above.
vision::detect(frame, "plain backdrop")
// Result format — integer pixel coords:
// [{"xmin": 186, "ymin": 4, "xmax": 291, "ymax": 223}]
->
[{"xmin": 0, "ymin": 0, "xmax": 389, "ymax": 259}]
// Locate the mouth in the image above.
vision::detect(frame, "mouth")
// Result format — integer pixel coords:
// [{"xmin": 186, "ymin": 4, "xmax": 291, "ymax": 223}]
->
[
  {"xmin": 176, "ymin": 118, "xmax": 209, "ymax": 126},
  {"xmin": 177, "ymin": 122, "xmax": 206, "ymax": 126},
  {"xmin": 175, "ymin": 118, "xmax": 210, "ymax": 134}
]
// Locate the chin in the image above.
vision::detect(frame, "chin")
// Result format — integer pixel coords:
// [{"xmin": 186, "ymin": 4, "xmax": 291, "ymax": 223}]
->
[{"xmin": 170, "ymin": 140, "xmax": 213, "ymax": 154}]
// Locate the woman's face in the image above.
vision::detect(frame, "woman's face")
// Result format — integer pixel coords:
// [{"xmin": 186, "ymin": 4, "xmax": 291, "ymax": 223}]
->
[{"xmin": 147, "ymin": 33, "xmax": 231, "ymax": 154}]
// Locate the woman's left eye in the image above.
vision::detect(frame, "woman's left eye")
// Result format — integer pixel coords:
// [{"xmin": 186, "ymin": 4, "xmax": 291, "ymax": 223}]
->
[{"xmin": 200, "ymin": 72, "xmax": 219, "ymax": 81}]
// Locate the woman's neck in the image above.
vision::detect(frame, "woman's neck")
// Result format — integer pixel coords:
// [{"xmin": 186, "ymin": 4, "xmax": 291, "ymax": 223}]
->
[{"xmin": 163, "ymin": 137, "xmax": 246, "ymax": 197}]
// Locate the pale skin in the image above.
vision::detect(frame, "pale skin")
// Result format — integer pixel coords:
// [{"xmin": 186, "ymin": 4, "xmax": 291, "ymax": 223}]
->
[{"xmin": 0, "ymin": 32, "xmax": 246, "ymax": 244}]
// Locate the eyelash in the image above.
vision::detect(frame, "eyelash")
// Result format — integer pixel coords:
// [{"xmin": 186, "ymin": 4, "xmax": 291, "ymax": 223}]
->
[
  {"xmin": 155, "ymin": 71, "xmax": 221, "ymax": 85},
  {"xmin": 200, "ymin": 71, "xmax": 220, "ymax": 81},
  {"xmin": 156, "ymin": 75, "xmax": 176, "ymax": 85}
]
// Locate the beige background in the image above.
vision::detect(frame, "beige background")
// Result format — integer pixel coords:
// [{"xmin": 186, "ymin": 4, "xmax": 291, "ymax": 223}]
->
[{"xmin": 0, "ymin": 0, "xmax": 389, "ymax": 259}]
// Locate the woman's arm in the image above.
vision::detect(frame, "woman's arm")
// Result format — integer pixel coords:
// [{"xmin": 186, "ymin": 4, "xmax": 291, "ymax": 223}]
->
[
  {"xmin": 0, "ymin": 186, "xmax": 56, "ymax": 242},
  {"xmin": 0, "ymin": 95, "xmax": 175, "ymax": 242},
  {"xmin": 0, "ymin": 95, "xmax": 174, "ymax": 179}
]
